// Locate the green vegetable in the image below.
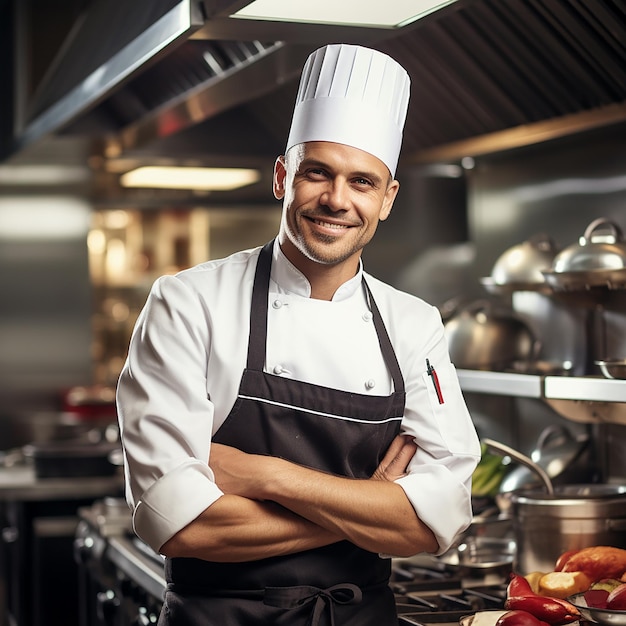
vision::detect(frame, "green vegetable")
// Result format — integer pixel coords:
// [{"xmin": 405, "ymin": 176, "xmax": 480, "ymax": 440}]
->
[{"xmin": 472, "ymin": 442, "xmax": 507, "ymax": 496}]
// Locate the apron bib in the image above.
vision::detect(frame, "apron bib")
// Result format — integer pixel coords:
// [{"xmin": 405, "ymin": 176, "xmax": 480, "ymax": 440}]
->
[{"xmin": 159, "ymin": 241, "xmax": 406, "ymax": 626}]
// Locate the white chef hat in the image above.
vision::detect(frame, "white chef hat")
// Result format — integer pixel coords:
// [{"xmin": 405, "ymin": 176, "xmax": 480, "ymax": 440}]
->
[{"xmin": 286, "ymin": 44, "xmax": 411, "ymax": 177}]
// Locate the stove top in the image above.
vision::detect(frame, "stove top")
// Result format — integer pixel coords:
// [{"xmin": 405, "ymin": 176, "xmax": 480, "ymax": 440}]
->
[
  {"xmin": 78, "ymin": 496, "xmax": 133, "ymax": 537},
  {"xmin": 77, "ymin": 498, "xmax": 509, "ymax": 623},
  {"xmin": 390, "ymin": 558, "xmax": 507, "ymax": 625}
]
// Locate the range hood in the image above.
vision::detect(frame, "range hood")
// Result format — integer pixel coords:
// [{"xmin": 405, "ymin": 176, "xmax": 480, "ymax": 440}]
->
[
  {"xmin": 11, "ymin": 0, "xmax": 313, "ymax": 159},
  {"xmin": 7, "ymin": 0, "xmax": 626, "ymax": 169}
]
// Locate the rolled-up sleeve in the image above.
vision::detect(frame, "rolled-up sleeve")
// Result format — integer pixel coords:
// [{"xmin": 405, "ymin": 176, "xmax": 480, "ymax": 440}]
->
[
  {"xmin": 117, "ymin": 274, "xmax": 224, "ymax": 552},
  {"xmin": 391, "ymin": 302, "xmax": 480, "ymax": 555}
]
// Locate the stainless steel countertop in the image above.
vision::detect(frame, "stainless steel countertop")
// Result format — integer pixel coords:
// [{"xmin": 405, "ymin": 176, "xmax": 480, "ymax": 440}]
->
[
  {"xmin": 107, "ymin": 534, "xmax": 166, "ymax": 601},
  {"xmin": 0, "ymin": 464, "xmax": 123, "ymax": 500}
]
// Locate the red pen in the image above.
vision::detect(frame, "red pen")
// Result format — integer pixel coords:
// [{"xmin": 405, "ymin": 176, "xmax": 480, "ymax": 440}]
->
[{"xmin": 426, "ymin": 359, "xmax": 444, "ymax": 404}]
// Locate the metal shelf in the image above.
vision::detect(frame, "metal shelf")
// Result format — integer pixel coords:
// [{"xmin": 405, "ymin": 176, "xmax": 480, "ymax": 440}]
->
[
  {"xmin": 457, "ymin": 370, "xmax": 543, "ymax": 398},
  {"xmin": 544, "ymin": 376, "xmax": 626, "ymax": 403},
  {"xmin": 456, "ymin": 370, "xmax": 626, "ymax": 425},
  {"xmin": 457, "ymin": 369, "xmax": 626, "ymax": 402}
]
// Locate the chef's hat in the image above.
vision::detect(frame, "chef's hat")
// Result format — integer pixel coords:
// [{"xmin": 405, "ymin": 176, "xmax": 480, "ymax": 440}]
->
[{"xmin": 286, "ymin": 44, "xmax": 411, "ymax": 177}]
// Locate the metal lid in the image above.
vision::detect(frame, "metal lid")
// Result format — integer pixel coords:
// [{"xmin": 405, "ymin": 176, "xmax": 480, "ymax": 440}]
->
[
  {"xmin": 552, "ymin": 218, "xmax": 626, "ymax": 273},
  {"xmin": 510, "ymin": 483, "xmax": 626, "ymax": 515},
  {"xmin": 490, "ymin": 233, "xmax": 559, "ymax": 285}
]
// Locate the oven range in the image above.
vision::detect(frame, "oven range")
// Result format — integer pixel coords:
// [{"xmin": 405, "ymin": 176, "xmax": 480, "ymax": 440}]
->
[{"xmin": 74, "ymin": 498, "xmax": 508, "ymax": 626}]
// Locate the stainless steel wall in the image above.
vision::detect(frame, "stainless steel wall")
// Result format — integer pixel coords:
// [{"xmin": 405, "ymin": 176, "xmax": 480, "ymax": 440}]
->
[{"xmin": 0, "ymin": 196, "xmax": 93, "ymax": 444}]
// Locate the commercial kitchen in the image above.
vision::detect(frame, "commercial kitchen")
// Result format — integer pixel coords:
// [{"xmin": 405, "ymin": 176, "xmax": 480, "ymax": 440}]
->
[{"xmin": 1, "ymin": 0, "xmax": 625, "ymax": 624}]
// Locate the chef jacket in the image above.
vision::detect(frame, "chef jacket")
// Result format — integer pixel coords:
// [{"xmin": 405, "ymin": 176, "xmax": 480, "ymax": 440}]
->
[{"xmin": 116, "ymin": 240, "xmax": 481, "ymax": 555}]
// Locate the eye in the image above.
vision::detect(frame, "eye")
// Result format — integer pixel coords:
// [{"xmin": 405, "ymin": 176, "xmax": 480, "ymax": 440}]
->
[
  {"xmin": 305, "ymin": 168, "xmax": 328, "ymax": 180},
  {"xmin": 353, "ymin": 177, "xmax": 374, "ymax": 187}
]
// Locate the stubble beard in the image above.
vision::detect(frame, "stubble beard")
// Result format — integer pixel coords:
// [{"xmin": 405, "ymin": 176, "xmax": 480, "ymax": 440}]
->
[{"xmin": 287, "ymin": 216, "xmax": 367, "ymax": 266}]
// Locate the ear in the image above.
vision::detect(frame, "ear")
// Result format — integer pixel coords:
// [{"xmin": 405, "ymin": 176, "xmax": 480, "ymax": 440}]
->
[
  {"xmin": 379, "ymin": 179, "xmax": 400, "ymax": 221},
  {"xmin": 273, "ymin": 156, "xmax": 287, "ymax": 200}
]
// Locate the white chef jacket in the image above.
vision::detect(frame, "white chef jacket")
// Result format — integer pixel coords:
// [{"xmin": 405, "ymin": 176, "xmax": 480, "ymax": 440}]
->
[{"xmin": 116, "ymin": 240, "xmax": 480, "ymax": 555}]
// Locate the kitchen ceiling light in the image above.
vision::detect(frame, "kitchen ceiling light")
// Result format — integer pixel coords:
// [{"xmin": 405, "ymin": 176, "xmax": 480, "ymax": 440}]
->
[
  {"xmin": 0, "ymin": 165, "xmax": 90, "ymax": 185},
  {"xmin": 230, "ymin": 0, "xmax": 458, "ymax": 28},
  {"xmin": 119, "ymin": 166, "xmax": 261, "ymax": 191}
]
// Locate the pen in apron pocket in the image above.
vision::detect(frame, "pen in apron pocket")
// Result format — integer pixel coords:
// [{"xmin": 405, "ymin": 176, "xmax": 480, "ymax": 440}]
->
[{"xmin": 426, "ymin": 359, "xmax": 444, "ymax": 404}]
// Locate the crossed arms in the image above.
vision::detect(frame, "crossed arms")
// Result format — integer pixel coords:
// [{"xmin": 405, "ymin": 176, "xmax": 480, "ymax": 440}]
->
[{"xmin": 160, "ymin": 434, "xmax": 438, "ymax": 562}]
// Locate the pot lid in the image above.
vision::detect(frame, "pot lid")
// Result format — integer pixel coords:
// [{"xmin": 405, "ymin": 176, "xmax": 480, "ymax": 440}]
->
[
  {"xmin": 551, "ymin": 218, "xmax": 626, "ymax": 273},
  {"xmin": 482, "ymin": 233, "xmax": 559, "ymax": 293},
  {"xmin": 510, "ymin": 483, "xmax": 626, "ymax": 505}
]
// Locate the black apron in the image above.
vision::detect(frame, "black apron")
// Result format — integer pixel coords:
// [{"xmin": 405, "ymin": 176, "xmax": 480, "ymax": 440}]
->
[{"xmin": 159, "ymin": 241, "xmax": 406, "ymax": 626}]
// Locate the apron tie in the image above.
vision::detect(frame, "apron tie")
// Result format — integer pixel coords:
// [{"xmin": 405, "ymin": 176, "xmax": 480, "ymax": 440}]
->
[{"xmin": 264, "ymin": 583, "xmax": 363, "ymax": 626}]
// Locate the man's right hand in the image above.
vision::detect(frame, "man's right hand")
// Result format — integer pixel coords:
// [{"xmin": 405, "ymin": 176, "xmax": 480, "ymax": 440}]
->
[{"xmin": 370, "ymin": 434, "xmax": 417, "ymax": 482}]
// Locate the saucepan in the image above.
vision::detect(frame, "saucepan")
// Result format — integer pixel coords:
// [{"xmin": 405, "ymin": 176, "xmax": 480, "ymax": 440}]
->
[
  {"xmin": 434, "ymin": 536, "xmax": 516, "ymax": 578},
  {"xmin": 443, "ymin": 301, "xmax": 540, "ymax": 371}
]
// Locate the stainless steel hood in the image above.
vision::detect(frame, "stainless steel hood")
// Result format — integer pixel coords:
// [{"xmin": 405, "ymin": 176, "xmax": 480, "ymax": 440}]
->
[
  {"xmin": 9, "ymin": 0, "xmax": 430, "ymax": 161},
  {"xmin": 10, "ymin": 0, "xmax": 308, "ymax": 157},
  {"xmin": 5, "ymin": 0, "xmax": 626, "ymax": 169},
  {"xmin": 16, "ymin": 0, "xmax": 205, "ymax": 150}
]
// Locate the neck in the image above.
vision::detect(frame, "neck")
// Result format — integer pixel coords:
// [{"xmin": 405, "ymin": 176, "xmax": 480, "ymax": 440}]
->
[
  {"xmin": 306, "ymin": 261, "xmax": 360, "ymax": 300},
  {"xmin": 278, "ymin": 238, "xmax": 360, "ymax": 301}
]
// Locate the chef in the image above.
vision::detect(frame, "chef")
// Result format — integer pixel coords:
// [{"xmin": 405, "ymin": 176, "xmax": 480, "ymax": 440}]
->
[{"xmin": 117, "ymin": 43, "xmax": 481, "ymax": 625}]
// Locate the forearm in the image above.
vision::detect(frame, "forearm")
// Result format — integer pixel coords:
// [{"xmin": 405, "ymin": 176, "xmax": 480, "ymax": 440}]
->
[
  {"xmin": 261, "ymin": 458, "xmax": 438, "ymax": 557},
  {"xmin": 160, "ymin": 492, "xmax": 341, "ymax": 562},
  {"xmin": 209, "ymin": 435, "xmax": 438, "ymax": 558}
]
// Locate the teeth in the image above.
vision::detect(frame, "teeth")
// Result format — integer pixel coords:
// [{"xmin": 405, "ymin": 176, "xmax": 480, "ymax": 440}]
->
[{"xmin": 313, "ymin": 219, "xmax": 348, "ymax": 229}]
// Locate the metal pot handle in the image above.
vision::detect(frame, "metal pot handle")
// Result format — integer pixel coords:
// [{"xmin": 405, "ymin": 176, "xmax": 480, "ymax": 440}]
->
[
  {"xmin": 583, "ymin": 217, "xmax": 623, "ymax": 244},
  {"xmin": 536, "ymin": 424, "xmax": 572, "ymax": 452},
  {"xmin": 483, "ymin": 438, "xmax": 555, "ymax": 496}
]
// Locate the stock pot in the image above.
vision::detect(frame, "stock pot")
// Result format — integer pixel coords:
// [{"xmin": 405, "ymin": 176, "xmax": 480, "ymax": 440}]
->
[{"xmin": 509, "ymin": 484, "xmax": 626, "ymax": 574}]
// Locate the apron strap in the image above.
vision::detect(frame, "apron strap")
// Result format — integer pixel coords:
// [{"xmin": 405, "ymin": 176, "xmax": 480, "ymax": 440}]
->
[
  {"xmin": 166, "ymin": 581, "xmax": 375, "ymax": 626},
  {"xmin": 362, "ymin": 279, "xmax": 405, "ymax": 395},
  {"xmin": 264, "ymin": 583, "xmax": 363, "ymax": 626},
  {"xmin": 247, "ymin": 239, "xmax": 274, "ymax": 370},
  {"xmin": 247, "ymin": 240, "xmax": 405, "ymax": 394}
]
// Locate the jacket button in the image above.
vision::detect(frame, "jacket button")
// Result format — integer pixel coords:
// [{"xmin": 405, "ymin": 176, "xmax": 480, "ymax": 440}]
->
[
  {"xmin": 273, "ymin": 365, "xmax": 283, "ymax": 374},
  {"xmin": 272, "ymin": 299, "xmax": 283, "ymax": 309},
  {"xmin": 365, "ymin": 379, "xmax": 376, "ymax": 389},
  {"xmin": 362, "ymin": 311, "xmax": 373, "ymax": 322}
]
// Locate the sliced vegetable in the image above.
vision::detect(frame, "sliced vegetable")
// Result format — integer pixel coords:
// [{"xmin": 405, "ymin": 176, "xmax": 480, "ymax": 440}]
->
[
  {"xmin": 584, "ymin": 589, "xmax": 609, "ymax": 609},
  {"xmin": 607, "ymin": 583, "xmax": 626, "ymax": 610}
]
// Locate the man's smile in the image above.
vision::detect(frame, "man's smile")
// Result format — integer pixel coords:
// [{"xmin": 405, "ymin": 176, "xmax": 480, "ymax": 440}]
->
[{"xmin": 311, "ymin": 218, "xmax": 350, "ymax": 229}]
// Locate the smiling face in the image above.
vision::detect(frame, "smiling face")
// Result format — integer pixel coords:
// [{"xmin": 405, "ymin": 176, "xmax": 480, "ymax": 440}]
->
[{"xmin": 274, "ymin": 141, "xmax": 400, "ymax": 282}]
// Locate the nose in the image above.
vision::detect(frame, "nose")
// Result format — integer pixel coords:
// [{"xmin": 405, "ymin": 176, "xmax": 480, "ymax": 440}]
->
[{"xmin": 320, "ymin": 179, "xmax": 349, "ymax": 211}]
